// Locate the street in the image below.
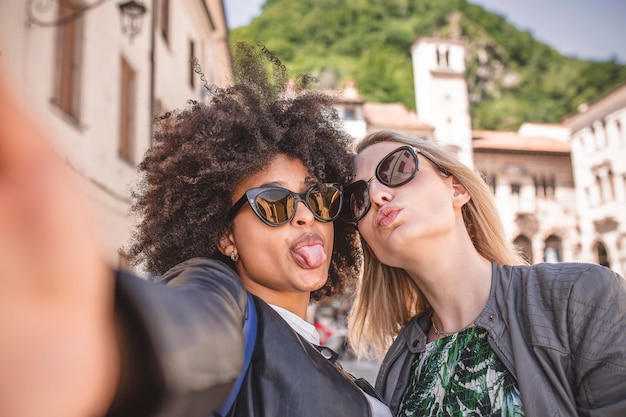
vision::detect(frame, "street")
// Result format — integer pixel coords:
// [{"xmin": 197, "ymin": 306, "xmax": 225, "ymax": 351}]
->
[{"xmin": 338, "ymin": 358, "xmax": 381, "ymax": 386}]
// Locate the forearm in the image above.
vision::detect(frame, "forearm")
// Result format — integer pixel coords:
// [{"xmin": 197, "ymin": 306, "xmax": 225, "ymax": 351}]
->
[
  {"xmin": 0, "ymin": 75, "xmax": 120, "ymax": 417},
  {"xmin": 108, "ymin": 262, "xmax": 246, "ymax": 417}
]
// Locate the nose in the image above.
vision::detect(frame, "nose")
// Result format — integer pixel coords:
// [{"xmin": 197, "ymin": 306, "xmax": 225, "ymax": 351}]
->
[
  {"xmin": 368, "ymin": 178, "xmax": 393, "ymax": 209},
  {"xmin": 291, "ymin": 198, "xmax": 315, "ymax": 226}
]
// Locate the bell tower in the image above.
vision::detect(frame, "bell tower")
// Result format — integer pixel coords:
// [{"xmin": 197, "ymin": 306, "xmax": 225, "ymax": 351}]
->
[{"xmin": 410, "ymin": 37, "xmax": 473, "ymax": 167}]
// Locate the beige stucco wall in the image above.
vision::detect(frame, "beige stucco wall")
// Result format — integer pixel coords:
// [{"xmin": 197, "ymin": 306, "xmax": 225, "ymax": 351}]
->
[{"xmin": 0, "ymin": 0, "xmax": 232, "ymax": 266}]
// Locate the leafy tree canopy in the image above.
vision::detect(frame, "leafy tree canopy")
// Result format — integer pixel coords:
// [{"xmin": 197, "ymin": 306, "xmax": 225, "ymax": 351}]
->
[{"xmin": 230, "ymin": 0, "xmax": 626, "ymax": 130}]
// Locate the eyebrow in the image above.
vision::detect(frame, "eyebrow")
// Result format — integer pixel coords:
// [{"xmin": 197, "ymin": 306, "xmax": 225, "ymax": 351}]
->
[{"xmin": 257, "ymin": 180, "xmax": 309, "ymax": 190}]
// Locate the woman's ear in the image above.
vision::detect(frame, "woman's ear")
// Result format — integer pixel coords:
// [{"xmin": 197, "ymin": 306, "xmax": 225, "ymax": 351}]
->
[
  {"xmin": 451, "ymin": 176, "xmax": 471, "ymax": 208},
  {"xmin": 217, "ymin": 232, "xmax": 236, "ymax": 257}
]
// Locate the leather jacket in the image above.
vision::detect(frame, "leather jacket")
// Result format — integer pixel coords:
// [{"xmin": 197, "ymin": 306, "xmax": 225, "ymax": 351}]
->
[
  {"xmin": 228, "ymin": 294, "xmax": 375, "ymax": 417},
  {"xmin": 376, "ymin": 263, "xmax": 626, "ymax": 417},
  {"xmin": 109, "ymin": 257, "xmax": 376, "ymax": 417},
  {"xmin": 108, "ymin": 258, "xmax": 246, "ymax": 417}
]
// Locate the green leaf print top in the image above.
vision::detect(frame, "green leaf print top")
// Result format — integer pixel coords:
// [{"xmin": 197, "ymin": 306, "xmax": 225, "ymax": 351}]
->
[{"xmin": 397, "ymin": 327, "xmax": 524, "ymax": 417}]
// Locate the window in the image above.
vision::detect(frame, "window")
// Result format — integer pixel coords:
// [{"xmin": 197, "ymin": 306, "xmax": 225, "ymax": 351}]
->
[
  {"xmin": 595, "ymin": 242, "xmax": 610, "ymax": 268},
  {"xmin": 436, "ymin": 45, "xmax": 450, "ymax": 67},
  {"xmin": 592, "ymin": 121, "xmax": 608, "ymax": 149},
  {"xmin": 544, "ymin": 235, "xmax": 562, "ymax": 263},
  {"xmin": 511, "ymin": 183, "xmax": 521, "ymax": 195},
  {"xmin": 617, "ymin": 119, "xmax": 625, "ymax": 147},
  {"xmin": 546, "ymin": 175, "xmax": 555, "ymax": 197},
  {"xmin": 513, "ymin": 235, "xmax": 533, "ymax": 264},
  {"xmin": 582, "ymin": 129, "xmax": 594, "ymax": 153},
  {"xmin": 53, "ymin": 1, "xmax": 83, "ymax": 119},
  {"xmin": 119, "ymin": 57, "xmax": 136, "ymax": 163},
  {"xmin": 596, "ymin": 175, "xmax": 604, "ymax": 204},
  {"xmin": 160, "ymin": 0, "xmax": 170, "ymax": 43},
  {"xmin": 535, "ymin": 175, "xmax": 555, "ymax": 198},
  {"xmin": 189, "ymin": 39, "xmax": 196, "ymax": 89},
  {"xmin": 344, "ymin": 106, "xmax": 356, "ymax": 120},
  {"xmin": 585, "ymin": 186, "xmax": 592, "ymax": 206},
  {"xmin": 608, "ymin": 170, "xmax": 615, "ymax": 201}
]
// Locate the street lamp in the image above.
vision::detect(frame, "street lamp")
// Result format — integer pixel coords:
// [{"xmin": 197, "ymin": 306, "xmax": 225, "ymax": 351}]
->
[
  {"xmin": 118, "ymin": 1, "xmax": 147, "ymax": 42},
  {"xmin": 26, "ymin": 0, "xmax": 147, "ymax": 41}
]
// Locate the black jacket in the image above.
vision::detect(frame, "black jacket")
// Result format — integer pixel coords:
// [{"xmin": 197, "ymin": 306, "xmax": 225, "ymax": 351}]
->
[
  {"xmin": 108, "ymin": 258, "xmax": 246, "ymax": 417},
  {"xmin": 228, "ymin": 295, "xmax": 374, "ymax": 417},
  {"xmin": 109, "ymin": 257, "xmax": 375, "ymax": 417}
]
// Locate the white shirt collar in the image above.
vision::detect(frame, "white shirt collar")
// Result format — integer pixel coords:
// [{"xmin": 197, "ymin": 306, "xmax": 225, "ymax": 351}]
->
[{"xmin": 269, "ymin": 304, "xmax": 320, "ymax": 345}]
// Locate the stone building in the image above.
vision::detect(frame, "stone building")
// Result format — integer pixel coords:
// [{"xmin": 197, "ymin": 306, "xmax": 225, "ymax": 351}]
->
[
  {"xmin": 472, "ymin": 127, "xmax": 578, "ymax": 265},
  {"xmin": 0, "ymin": 0, "xmax": 232, "ymax": 266},
  {"xmin": 563, "ymin": 83, "xmax": 626, "ymax": 274},
  {"xmin": 411, "ymin": 38, "xmax": 474, "ymax": 167},
  {"xmin": 334, "ymin": 79, "xmax": 434, "ymax": 140}
]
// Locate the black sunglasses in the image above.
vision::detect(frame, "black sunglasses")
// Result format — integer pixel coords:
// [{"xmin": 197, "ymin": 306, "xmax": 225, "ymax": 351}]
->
[
  {"xmin": 341, "ymin": 145, "xmax": 449, "ymax": 223},
  {"xmin": 228, "ymin": 183, "xmax": 343, "ymax": 227}
]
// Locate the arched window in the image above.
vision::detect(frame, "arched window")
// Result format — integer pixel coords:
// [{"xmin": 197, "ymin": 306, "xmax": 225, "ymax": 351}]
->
[
  {"xmin": 608, "ymin": 169, "xmax": 615, "ymax": 200},
  {"xmin": 514, "ymin": 235, "xmax": 533, "ymax": 264},
  {"xmin": 596, "ymin": 175, "xmax": 604, "ymax": 204},
  {"xmin": 544, "ymin": 235, "xmax": 562, "ymax": 263},
  {"xmin": 436, "ymin": 45, "xmax": 450, "ymax": 67},
  {"xmin": 595, "ymin": 242, "xmax": 611, "ymax": 268},
  {"xmin": 616, "ymin": 119, "xmax": 625, "ymax": 147}
]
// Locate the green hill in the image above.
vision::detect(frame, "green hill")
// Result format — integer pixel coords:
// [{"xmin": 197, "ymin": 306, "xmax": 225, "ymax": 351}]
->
[{"xmin": 229, "ymin": 0, "xmax": 626, "ymax": 131}]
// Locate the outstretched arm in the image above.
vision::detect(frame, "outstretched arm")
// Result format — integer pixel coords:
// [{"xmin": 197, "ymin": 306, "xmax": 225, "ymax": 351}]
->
[
  {"xmin": 0, "ymin": 68, "xmax": 119, "ymax": 417},
  {"xmin": 0, "ymin": 66, "xmax": 245, "ymax": 417}
]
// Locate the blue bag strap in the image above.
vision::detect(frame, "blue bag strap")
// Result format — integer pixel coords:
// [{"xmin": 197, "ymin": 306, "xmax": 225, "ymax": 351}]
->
[{"xmin": 212, "ymin": 292, "xmax": 257, "ymax": 417}]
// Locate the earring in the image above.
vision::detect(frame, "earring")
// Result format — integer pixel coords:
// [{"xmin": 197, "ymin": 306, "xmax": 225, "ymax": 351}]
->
[{"xmin": 230, "ymin": 250, "xmax": 239, "ymax": 262}]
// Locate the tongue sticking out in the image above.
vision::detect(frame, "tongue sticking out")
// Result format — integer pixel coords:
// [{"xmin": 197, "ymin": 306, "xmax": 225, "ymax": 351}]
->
[{"xmin": 292, "ymin": 244, "xmax": 327, "ymax": 269}]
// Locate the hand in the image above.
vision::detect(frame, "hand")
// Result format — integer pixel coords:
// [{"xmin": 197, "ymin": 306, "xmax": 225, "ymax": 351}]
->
[{"xmin": 0, "ymin": 68, "xmax": 119, "ymax": 417}]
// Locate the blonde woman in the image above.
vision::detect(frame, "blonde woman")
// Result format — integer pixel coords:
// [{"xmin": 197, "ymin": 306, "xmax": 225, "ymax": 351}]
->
[{"xmin": 346, "ymin": 130, "xmax": 626, "ymax": 417}]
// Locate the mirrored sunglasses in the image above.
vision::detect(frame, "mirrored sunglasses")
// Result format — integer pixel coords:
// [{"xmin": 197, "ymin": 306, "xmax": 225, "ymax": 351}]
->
[
  {"xmin": 228, "ymin": 183, "xmax": 343, "ymax": 227},
  {"xmin": 341, "ymin": 145, "xmax": 448, "ymax": 223}
]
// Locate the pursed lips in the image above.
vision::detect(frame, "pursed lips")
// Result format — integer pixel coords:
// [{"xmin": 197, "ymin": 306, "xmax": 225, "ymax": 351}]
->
[{"xmin": 376, "ymin": 205, "xmax": 401, "ymax": 228}]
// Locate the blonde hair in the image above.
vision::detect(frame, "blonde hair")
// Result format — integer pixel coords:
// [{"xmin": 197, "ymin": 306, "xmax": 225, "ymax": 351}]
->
[{"xmin": 347, "ymin": 130, "xmax": 527, "ymax": 357}]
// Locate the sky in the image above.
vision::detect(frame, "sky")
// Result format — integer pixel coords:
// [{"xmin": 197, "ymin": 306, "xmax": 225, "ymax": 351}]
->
[{"xmin": 223, "ymin": 0, "xmax": 626, "ymax": 63}]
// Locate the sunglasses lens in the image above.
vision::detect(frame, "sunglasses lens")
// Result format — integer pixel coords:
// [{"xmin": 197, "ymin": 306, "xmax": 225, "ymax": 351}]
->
[
  {"xmin": 378, "ymin": 148, "xmax": 417, "ymax": 186},
  {"xmin": 255, "ymin": 189, "xmax": 294, "ymax": 225},
  {"xmin": 252, "ymin": 184, "xmax": 341, "ymax": 225},
  {"xmin": 307, "ymin": 184, "xmax": 342, "ymax": 220},
  {"xmin": 345, "ymin": 180, "xmax": 370, "ymax": 222}
]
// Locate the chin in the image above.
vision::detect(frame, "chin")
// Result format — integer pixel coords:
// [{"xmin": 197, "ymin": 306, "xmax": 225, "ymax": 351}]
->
[{"xmin": 300, "ymin": 272, "xmax": 329, "ymax": 292}]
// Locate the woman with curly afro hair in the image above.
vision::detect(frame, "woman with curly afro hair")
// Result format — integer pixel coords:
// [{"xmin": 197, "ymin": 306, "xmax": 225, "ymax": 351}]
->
[
  {"xmin": 127, "ymin": 42, "xmax": 359, "ymax": 302},
  {"xmin": 115, "ymin": 42, "xmax": 391, "ymax": 417}
]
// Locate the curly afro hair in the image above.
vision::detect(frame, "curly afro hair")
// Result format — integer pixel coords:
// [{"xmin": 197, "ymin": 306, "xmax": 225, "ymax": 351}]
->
[{"xmin": 127, "ymin": 42, "xmax": 361, "ymax": 300}]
